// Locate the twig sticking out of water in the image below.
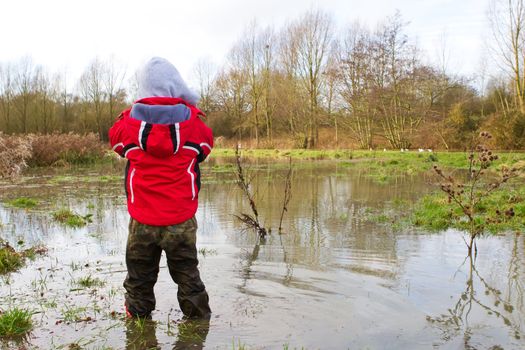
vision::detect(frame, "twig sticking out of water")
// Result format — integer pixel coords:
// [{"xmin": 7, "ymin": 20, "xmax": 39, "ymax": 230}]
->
[
  {"xmin": 278, "ymin": 157, "xmax": 293, "ymax": 234},
  {"xmin": 234, "ymin": 146, "xmax": 267, "ymax": 238}
]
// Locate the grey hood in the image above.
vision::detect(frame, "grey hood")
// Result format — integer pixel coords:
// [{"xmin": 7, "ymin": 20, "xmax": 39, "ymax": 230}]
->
[{"xmin": 136, "ymin": 57, "xmax": 199, "ymax": 105}]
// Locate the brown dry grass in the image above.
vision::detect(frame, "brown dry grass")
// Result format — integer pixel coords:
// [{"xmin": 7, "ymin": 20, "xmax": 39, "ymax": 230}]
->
[
  {"xmin": 0, "ymin": 133, "xmax": 106, "ymax": 178},
  {"xmin": 0, "ymin": 133, "xmax": 32, "ymax": 179},
  {"xmin": 214, "ymin": 128, "xmax": 363, "ymax": 150},
  {"xmin": 27, "ymin": 132, "xmax": 106, "ymax": 167}
]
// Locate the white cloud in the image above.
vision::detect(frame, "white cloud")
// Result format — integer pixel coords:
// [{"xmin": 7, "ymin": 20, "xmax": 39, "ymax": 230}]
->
[{"xmin": 0, "ymin": 0, "xmax": 491, "ymax": 88}]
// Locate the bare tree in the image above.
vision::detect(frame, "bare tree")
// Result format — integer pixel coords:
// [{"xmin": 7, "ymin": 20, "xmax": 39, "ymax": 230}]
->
[
  {"xmin": 322, "ymin": 42, "xmax": 341, "ymax": 147},
  {"xmin": 293, "ymin": 9, "xmax": 334, "ymax": 148},
  {"xmin": 260, "ymin": 26, "xmax": 276, "ymax": 143},
  {"xmin": 0, "ymin": 62, "xmax": 14, "ymax": 133},
  {"xmin": 373, "ymin": 13, "xmax": 428, "ymax": 149},
  {"xmin": 489, "ymin": 0, "xmax": 525, "ymax": 111},
  {"xmin": 215, "ymin": 67, "xmax": 249, "ymax": 141},
  {"xmin": 339, "ymin": 23, "xmax": 375, "ymax": 149},
  {"xmin": 278, "ymin": 21, "xmax": 302, "ymax": 135},
  {"xmin": 103, "ymin": 56, "xmax": 126, "ymax": 123},
  {"xmin": 57, "ymin": 69, "xmax": 75, "ymax": 132},
  {"xmin": 34, "ymin": 66, "xmax": 57, "ymax": 133},
  {"xmin": 193, "ymin": 57, "xmax": 217, "ymax": 115},
  {"xmin": 234, "ymin": 21, "xmax": 272, "ymax": 146},
  {"xmin": 79, "ymin": 58, "xmax": 105, "ymax": 138},
  {"xmin": 14, "ymin": 57, "xmax": 36, "ymax": 133}
]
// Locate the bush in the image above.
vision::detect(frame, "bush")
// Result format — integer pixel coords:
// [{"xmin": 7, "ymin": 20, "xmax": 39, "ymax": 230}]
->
[
  {"xmin": 27, "ymin": 132, "xmax": 106, "ymax": 166},
  {"xmin": 0, "ymin": 133, "xmax": 107, "ymax": 178},
  {"xmin": 0, "ymin": 133, "xmax": 32, "ymax": 179}
]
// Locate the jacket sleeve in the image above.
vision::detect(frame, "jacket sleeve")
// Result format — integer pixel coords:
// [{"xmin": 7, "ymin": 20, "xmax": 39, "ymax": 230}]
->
[{"xmin": 109, "ymin": 113, "xmax": 126, "ymax": 156}]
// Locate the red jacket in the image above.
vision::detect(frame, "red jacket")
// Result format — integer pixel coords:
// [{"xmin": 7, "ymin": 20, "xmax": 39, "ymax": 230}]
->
[{"xmin": 109, "ymin": 97, "xmax": 213, "ymax": 226}]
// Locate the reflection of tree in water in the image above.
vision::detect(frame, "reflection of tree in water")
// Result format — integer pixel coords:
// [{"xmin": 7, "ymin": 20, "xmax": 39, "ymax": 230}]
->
[
  {"xmin": 234, "ymin": 235, "xmax": 266, "ymax": 317},
  {"xmin": 428, "ymin": 236, "xmax": 524, "ymax": 347}
]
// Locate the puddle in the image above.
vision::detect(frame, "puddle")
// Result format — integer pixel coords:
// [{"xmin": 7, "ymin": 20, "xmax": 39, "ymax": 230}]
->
[{"xmin": 0, "ymin": 160, "xmax": 523, "ymax": 349}]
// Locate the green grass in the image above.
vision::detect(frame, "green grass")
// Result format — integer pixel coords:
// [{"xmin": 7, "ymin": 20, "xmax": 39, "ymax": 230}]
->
[
  {"xmin": 412, "ymin": 185, "xmax": 525, "ymax": 233},
  {"xmin": 132, "ymin": 316, "xmax": 148, "ymax": 333},
  {"xmin": 0, "ymin": 243, "xmax": 46, "ymax": 275},
  {"xmin": 213, "ymin": 148, "xmax": 525, "ymax": 173},
  {"xmin": 52, "ymin": 209, "xmax": 92, "ymax": 228},
  {"xmin": 176, "ymin": 320, "xmax": 209, "ymax": 342},
  {"xmin": 215, "ymin": 148, "xmax": 524, "ymax": 183},
  {"xmin": 22, "ymin": 246, "xmax": 47, "ymax": 261},
  {"xmin": 74, "ymin": 275, "xmax": 105, "ymax": 288},
  {"xmin": 210, "ymin": 163, "xmax": 236, "ymax": 173},
  {"xmin": 5, "ymin": 197, "xmax": 38, "ymax": 209},
  {"xmin": 0, "ymin": 307, "xmax": 33, "ymax": 338},
  {"xmin": 48, "ymin": 175, "xmax": 121, "ymax": 184},
  {"xmin": 61, "ymin": 305, "xmax": 88, "ymax": 323},
  {"xmin": 0, "ymin": 246, "xmax": 24, "ymax": 275},
  {"xmin": 360, "ymin": 183, "xmax": 525, "ymax": 235},
  {"xmin": 411, "ymin": 195, "xmax": 454, "ymax": 231}
]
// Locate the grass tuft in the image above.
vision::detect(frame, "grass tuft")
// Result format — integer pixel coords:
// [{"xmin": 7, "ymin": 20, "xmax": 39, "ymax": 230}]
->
[
  {"xmin": 412, "ymin": 186, "xmax": 525, "ymax": 233},
  {"xmin": 0, "ymin": 246, "xmax": 24, "ymax": 275},
  {"xmin": 198, "ymin": 248, "xmax": 218, "ymax": 257},
  {"xmin": 0, "ymin": 307, "xmax": 33, "ymax": 338},
  {"xmin": 0, "ymin": 242, "xmax": 46, "ymax": 275},
  {"xmin": 52, "ymin": 209, "xmax": 92, "ymax": 228},
  {"xmin": 6, "ymin": 197, "xmax": 38, "ymax": 209},
  {"xmin": 75, "ymin": 275, "xmax": 105, "ymax": 288}
]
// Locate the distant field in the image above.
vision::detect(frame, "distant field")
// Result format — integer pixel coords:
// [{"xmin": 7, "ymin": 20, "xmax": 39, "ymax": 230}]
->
[{"xmin": 212, "ymin": 148, "xmax": 525, "ymax": 172}]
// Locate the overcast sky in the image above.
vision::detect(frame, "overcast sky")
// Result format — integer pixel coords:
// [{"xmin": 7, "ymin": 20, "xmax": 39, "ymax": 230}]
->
[{"xmin": 0, "ymin": 0, "xmax": 490, "ymax": 90}]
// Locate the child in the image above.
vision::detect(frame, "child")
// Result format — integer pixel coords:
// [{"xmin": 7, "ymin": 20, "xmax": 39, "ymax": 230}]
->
[{"xmin": 109, "ymin": 57, "xmax": 213, "ymax": 319}]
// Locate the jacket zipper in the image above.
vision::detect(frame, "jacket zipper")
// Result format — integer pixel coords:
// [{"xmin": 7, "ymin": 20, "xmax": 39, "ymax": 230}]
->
[
  {"xmin": 187, "ymin": 159, "xmax": 196, "ymax": 200},
  {"xmin": 129, "ymin": 168, "xmax": 136, "ymax": 203}
]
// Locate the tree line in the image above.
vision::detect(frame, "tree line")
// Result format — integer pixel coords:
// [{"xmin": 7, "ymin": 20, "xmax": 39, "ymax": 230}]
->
[
  {"xmin": 1, "ymin": 1, "xmax": 525, "ymax": 149},
  {"xmin": 0, "ymin": 57, "xmax": 128, "ymax": 141}
]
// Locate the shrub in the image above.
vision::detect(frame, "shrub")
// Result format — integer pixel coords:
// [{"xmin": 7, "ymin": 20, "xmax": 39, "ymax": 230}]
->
[
  {"xmin": 27, "ymin": 132, "xmax": 106, "ymax": 166},
  {"xmin": 0, "ymin": 133, "xmax": 107, "ymax": 178},
  {"xmin": 0, "ymin": 133, "xmax": 32, "ymax": 179},
  {"xmin": 432, "ymin": 132, "xmax": 521, "ymax": 256}
]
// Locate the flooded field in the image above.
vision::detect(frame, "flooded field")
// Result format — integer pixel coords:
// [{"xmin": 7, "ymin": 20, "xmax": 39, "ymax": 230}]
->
[{"xmin": 0, "ymin": 158, "xmax": 524, "ymax": 349}]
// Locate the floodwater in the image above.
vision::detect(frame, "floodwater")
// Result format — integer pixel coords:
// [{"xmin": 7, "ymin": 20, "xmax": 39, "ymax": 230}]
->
[{"xmin": 0, "ymin": 158, "xmax": 524, "ymax": 350}]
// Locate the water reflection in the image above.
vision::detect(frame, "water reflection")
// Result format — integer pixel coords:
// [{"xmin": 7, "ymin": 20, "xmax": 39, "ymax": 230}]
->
[
  {"xmin": 0, "ymin": 161, "xmax": 524, "ymax": 349},
  {"xmin": 428, "ymin": 236, "xmax": 525, "ymax": 348},
  {"xmin": 125, "ymin": 319, "xmax": 159, "ymax": 349},
  {"xmin": 125, "ymin": 318, "xmax": 209, "ymax": 350}
]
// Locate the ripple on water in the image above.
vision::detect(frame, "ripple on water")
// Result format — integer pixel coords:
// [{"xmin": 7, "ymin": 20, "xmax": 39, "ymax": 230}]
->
[{"xmin": 0, "ymin": 162, "xmax": 524, "ymax": 349}]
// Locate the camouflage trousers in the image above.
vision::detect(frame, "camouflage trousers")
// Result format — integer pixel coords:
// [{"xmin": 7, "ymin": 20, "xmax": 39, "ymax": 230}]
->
[{"xmin": 123, "ymin": 216, "xmax": 211, "ymax": 318}]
